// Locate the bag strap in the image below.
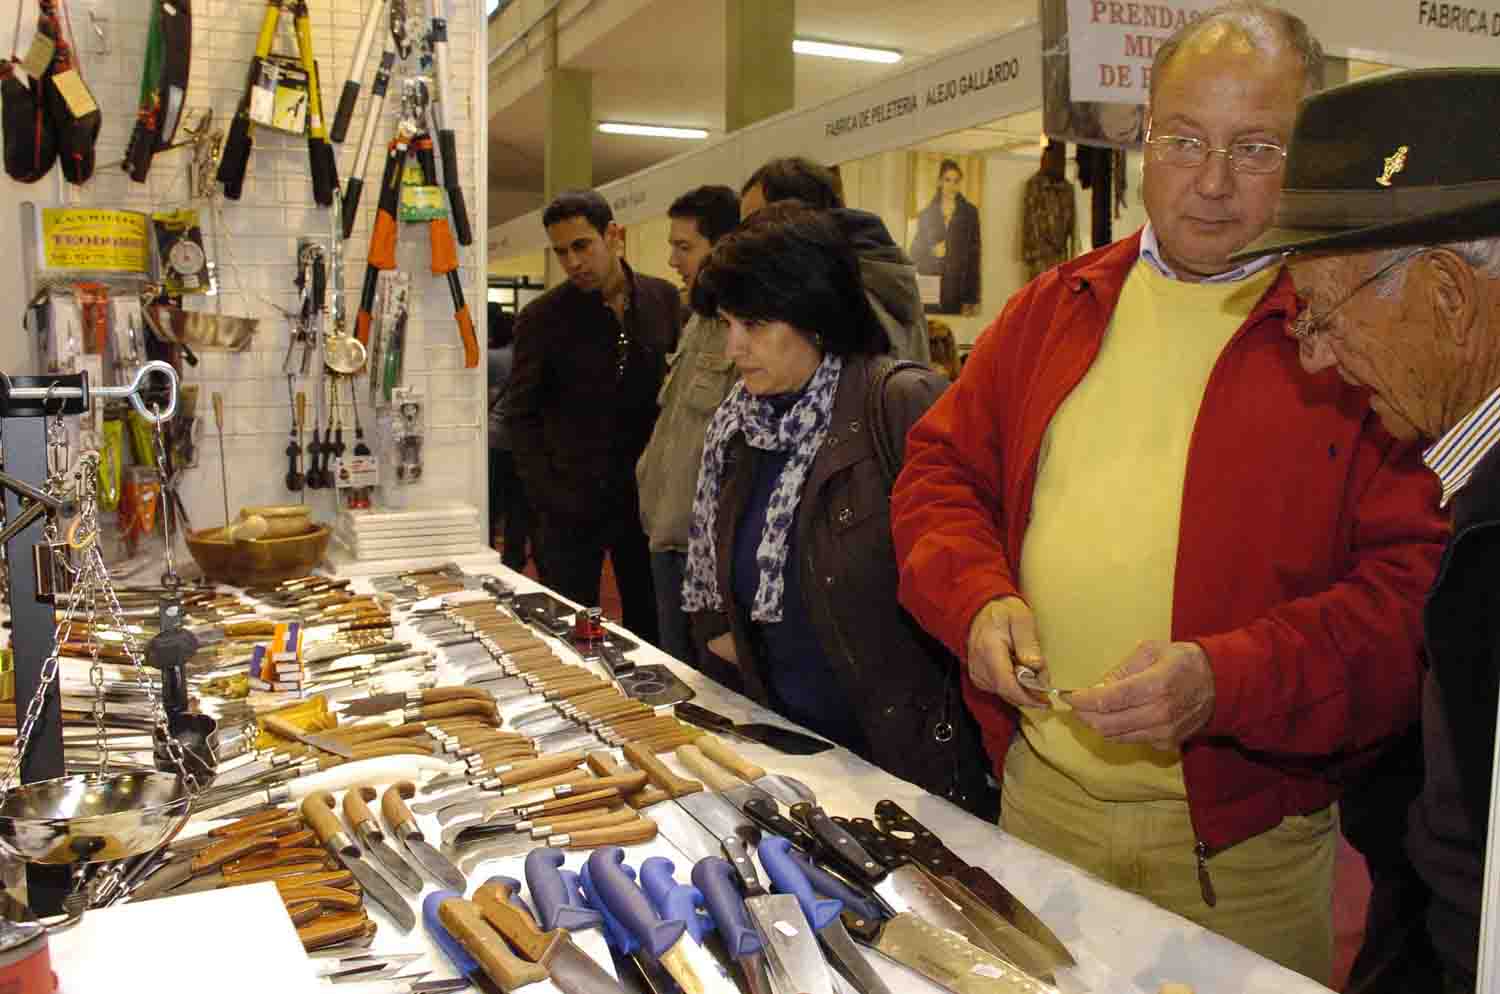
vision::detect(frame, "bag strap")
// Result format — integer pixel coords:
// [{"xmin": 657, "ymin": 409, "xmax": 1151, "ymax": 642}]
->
[{"xmin": 865, "ymin": 356, "xmax": 927, "ymax": 491}]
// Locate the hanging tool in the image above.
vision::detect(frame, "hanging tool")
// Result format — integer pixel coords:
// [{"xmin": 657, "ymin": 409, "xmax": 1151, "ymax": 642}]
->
[
  {"xmin": 425, "ymin": 0, "xmax": 471, "ymax": 246},
  {"xmin": 286, "ymin": 386, "xmax": 305, "ymax": 494},
  {"xmin": 284, "ymin": 242, "xmax": 324, "ymax": 378},
  {"xmin": 339, "ymin": 0, "xmax": 409, "ymax": 237},
  {"xmin": 212, "ymin": 392, "xmax": 229, "ymax": 528},
  {"xmin": 217, "ymin": 0, "xmax": 337, "ymax": 205},
  {"xmin": 352, "ymin": 80, "xmax": 477, "ymax": 368},
  {"xmin": 123, "ymin": 0, "xmax": 192, "ymax": 182},
  {"xmin": 330, "ymin": 0, "xmax": 389, "ymax": 144}
]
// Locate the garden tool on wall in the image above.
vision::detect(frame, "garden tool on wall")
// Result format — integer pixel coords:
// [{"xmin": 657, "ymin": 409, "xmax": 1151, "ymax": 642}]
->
[
  {"xmin": 285, "ymin": 384, "xmax": 305, "ymax": 495},
  {"xmin": 338, "ymin": 2, "xmax": 402, "ymax": 238},
  {"xmin": 217, "ymin": 0, "xmax": 336, "ymax": 205},
  {"xmin": 352, "ymin": 81, "xmax": 477, "ymax": 368},
  {"xmin": 122, "ymin": 0, "xmax": 191, "ymax": 182},
  {"xmin": 330, "ymin": 0, "xmax": 396, "ymax": 144},
  {"xmin": 424, "ymin": 0, "xmax": 471, "ymax": 246}
]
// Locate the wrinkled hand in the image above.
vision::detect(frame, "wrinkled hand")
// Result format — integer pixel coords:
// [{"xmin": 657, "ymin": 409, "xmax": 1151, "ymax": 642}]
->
[
  {"xmin": 706, "ymin": 632, "xmax": 738, "ymax": 666},
  {"xmin": 965, "ymin": 597, "xmax": 1050, "ymax": 709},
  {"xmin": 1068, "ymin": 640, "xmax": 1215, "ymax": 749}
]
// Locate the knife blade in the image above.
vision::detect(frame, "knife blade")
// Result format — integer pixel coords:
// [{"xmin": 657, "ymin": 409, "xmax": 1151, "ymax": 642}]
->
[
  {"xmin": 588, "ymin": 846, "xmax": 740, "ymax": 994},
  {"xmin": 382, "ymin": 781, "xmax": 467, "ymax": 892},
  {"xmin": 872, "ymin": 799, "xmax": 1075, "ymax": 970},
  {"xmin": 691, "ymin": 735, "xmax": 820, "ymax": 808},
  {"xmin": 606, "ymin": 742, "xmax": 725, "ymax": 865},
  {"xmin": 302, "ymin": 790, "xmax": 417, "ymax": 932},
  {"xmin": 873, "ymin": 913, "xmax": 1057, "ymax": 994},
  {"xmin": 343, "ymin": 785, "xmax": 425, "ymax": 892},
  {"xmin": 846, "ymin": 814, "xmax": 1065, "ymax": 984},
  {"xmin": 790, "ymin": 802, "xmax": 1001, "ymax": 958},
  {"xmin": 695, "ymin": 842, "xmax": 830, "ymax": 994},
  {"xmin": 474, "ymin": 878, "xmax": 630, "ymax": 994},
  {"xmin": 526, "ymin": 847, "xmax": 621, "ymax": 984},
  {"xmin": 673, "ymin": 703, "xmax": 832, "ymax": 755},
  {"xmin": 261, "ymin": 713, "xmax": 356, "ymax": 759}
]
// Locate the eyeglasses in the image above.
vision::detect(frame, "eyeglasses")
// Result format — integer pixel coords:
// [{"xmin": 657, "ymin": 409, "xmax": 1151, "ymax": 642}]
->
[
  {"xmin": 1143, "ymin": 130, "xmax": 1288, "ymax": 175},
  {"xmin": 1290, "ymin": 251, "xmax": 1420, "ymax": 343}
]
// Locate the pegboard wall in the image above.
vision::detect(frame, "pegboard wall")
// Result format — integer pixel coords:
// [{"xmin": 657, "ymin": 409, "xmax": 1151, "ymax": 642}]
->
[{"xmin": 6, "ymin": 0, "xmax": 488, "ymax": 545}]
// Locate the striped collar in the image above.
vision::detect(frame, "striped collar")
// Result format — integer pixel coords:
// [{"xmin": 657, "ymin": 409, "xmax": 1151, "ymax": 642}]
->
[
  {"xmin": 1423, "ymin": 382, "xmax": 1500, "ymax": 508},
  {"xmin": 1138, "ymin": 223, "xmax": 1283, "ymax": 284}
]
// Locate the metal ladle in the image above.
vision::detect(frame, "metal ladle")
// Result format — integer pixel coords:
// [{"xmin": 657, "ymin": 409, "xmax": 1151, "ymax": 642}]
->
[{"xmin": 323, "ymin": 193, "xmax": 367, "ymax": 375}]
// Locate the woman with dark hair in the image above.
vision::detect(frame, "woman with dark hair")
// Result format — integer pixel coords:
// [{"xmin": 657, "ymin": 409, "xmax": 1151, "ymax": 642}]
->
[
  {"xmin": 909, "ymin": 158, "xmax": 982, "ymax": 315},
  {"xmin": 684, "ymin": 204, "xmax": 995, "ymax": 815}
]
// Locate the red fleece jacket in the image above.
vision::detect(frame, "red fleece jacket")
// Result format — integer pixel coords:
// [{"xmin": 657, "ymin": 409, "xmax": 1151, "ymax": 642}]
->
[{"xmin": 890, "ymin": 232, "xmax": 1448, "ymax": 852}]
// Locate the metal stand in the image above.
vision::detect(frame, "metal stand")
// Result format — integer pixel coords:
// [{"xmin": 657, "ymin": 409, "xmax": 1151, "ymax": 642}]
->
[{"xmin": 0, "ymin": 373, "xmax": 90, "ymax": 916}]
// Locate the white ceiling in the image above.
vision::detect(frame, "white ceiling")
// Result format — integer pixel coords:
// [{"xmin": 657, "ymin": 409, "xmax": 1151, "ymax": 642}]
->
[{"xmin": 486, "ymin": 0, "xmax": 1040, "ymax": 223}]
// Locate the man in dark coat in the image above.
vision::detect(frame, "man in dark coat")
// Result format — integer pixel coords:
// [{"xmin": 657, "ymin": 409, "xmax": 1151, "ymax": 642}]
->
[
  {"xmin": 1234, "ymin": 68, "xmax": 1500, "ymax": 994},
  {"xmin": 504, "ymin": 190, "xmax": 680, "ymax": 643}
]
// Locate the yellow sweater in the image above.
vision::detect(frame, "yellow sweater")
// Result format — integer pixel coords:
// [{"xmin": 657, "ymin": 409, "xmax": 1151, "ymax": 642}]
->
[{"xmin": 1017, "ymin": 261, "xmax": 1280, "ymax": 801}]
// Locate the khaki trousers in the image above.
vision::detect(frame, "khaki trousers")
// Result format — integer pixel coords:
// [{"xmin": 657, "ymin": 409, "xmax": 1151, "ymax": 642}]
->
[{"xmin": 1002, "ymin": 736, "xmax": 1336, "ymax": 985}]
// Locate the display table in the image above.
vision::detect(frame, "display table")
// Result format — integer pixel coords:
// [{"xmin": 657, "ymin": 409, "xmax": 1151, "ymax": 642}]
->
[{"xmin": 48, "ymin": 563, "xmax": 1334, "ymax": 994}]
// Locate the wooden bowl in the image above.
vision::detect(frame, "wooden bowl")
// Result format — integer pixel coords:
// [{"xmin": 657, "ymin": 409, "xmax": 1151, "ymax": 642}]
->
[{"xmin": 185, "ymin": 525, "xmax": 330, "ymax": 586}]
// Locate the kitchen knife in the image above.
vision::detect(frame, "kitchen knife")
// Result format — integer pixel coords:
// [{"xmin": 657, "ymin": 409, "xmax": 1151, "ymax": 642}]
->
[
  {"xmin": 440, "ymin": 786, "xmax": 630, "ymax": 849},
  {"xmin": 343, "ymin": 785, "xmax": 425, "ymax": 892},
  {"xmin": 587, "ymin": 846, "xmax": 740, "ymax": 994},
  {"xmin": 438, "ymin": 895, "xmax": 552, "ymax": 992},
  {"xmin": 845, "ymin": 815, "xmax": 1065, "ymax": 984},
  {"xmin": 419, "ymin": 752, "xmax": 587, "ymax": 801},
  {"xmin": 336, "ymin": 686, "xmax": 493, "ymax": 717},
  {"xmin": 423, "ymin": 890, "xmax": 506, "ymax": 994},
  {"xmin": 437, "ymin": 771, "xmax": 646, "ymax": 827},
  {"xmin": 525, "ymin": 847, "xmax": 621, "ymax": 983},
  {"xmin": 577, "ymin": 858, "xmax": 681, "ymax": 994},
  {"xmin": 702, "ymin": 837, "xmax": 834, "ymax": 994},
  {"xmin": 692, "ymin": 735, "xmax": 820, "ymax": 808},
  {"xmin": 608, "ymin": 742, "xmax": 724, "ymax": 865},
  {"xmin": 456, "ymin": 808, "xmax": 651, "ymax": 873},
  {"xmin": 674, "ymin": 703, "xmax": 832, "ymax": 756},
  {"xmin": 261, "ymin": 713, "xmax": 357, "ymax": 759},
  {"xmin": 190, "ymin": 755, "xmax": 456, "ymax": 823},
  {"xmin": 872, "ymin": 799, "xmax": 1075, "ymax": 970},
  {"xmin": 129, "ymin": 832, "xmax": 280, "ymax": 901},
  {"xmin": 381, "ymin": 780, "xmax": 467, "ymax": 892},
  {"xmin": 303, "ymin": 790, "xmax": 417, "ymax": 932},
  {"xmin": 474, "ymin": 878, "xmax": 630, "ymax": 994}
]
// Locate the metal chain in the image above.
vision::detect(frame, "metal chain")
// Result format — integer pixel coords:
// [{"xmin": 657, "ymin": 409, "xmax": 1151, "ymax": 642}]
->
[
  {"xmin": 78, "ymin": 455, "xmax": 109, "ymax": 774},
  {"xmin": 150, "ymin": 405, "xmax": 179, "ymax": 588}
]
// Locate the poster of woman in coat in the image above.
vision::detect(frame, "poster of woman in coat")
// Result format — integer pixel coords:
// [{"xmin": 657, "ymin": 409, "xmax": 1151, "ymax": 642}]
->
[{"xmin": 908, "ymin": 153, "xmax": 982, "ymax": 316}]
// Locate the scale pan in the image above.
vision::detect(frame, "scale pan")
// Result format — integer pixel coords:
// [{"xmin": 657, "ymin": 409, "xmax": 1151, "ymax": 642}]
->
[{"xmin": 0, "ymin": 773, "xmax": 191, "ymax": 865}]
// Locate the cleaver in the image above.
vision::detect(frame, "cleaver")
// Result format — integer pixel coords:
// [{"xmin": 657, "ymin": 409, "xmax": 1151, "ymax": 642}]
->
[{"xmin": 674, "ymin": 703, "xmax": 833, "ymax": 756}]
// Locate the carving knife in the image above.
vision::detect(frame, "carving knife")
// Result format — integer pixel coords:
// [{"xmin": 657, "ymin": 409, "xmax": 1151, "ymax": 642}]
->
[
  {"xmin": 673, "ymin": 703, "xmax": 832, "ymax": 755},
  {"xmin": 873, "ymin": 799, "xmax": 1075, "ymax": 970},
  {"xmin": 437, "ymin": 770, "xmax": 647, "ymax": 828},
  {"xmin": 588, "ymin": 846, "xmax": 740, "ymax": 994},
  {"xmin": 303, "ymin": 790, "xmax": 417, "ymax": 932},
  {"xmin": 455, "ymin": 808, "xmax": 654, "ymax": 874},
  {"xmin": 423, "ymin": 890, "xmax": 506, "ymax": 994},
  {"xmin": 578, "ymin": 857, "xmax": 682, "ymax": 994},
  {"xmin": 690, "ymin": 735, "xmax": 821, "ymax": 808},
  {"xmin": 525, "ymin": 847, "xmax": 621, "ymax": 983},
  {"xmin": 343, "ymin": 785, "xmax": 425, "ymax": 892},
  {"xmin": 381, "ymin": 780, "xmax": 466, "ymax": 892},
  {"xmin": 473, "ymin": 878, "xmax": 630, "ymax": 994},
  {"xmin": 790, "ymin": 802, "xmax": 1002, "ymax": 958}
]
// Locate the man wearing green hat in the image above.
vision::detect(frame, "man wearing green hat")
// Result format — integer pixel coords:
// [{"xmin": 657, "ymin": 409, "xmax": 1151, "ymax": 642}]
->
[{"xmin": 1232, "ymin": 67, "xmax": 1500, "ymax": 994}]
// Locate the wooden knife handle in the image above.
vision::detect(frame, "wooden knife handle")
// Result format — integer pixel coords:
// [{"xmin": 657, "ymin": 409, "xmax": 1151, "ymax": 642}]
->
[
  {"xmin": 349, "ymin": 740, "xmax": 438, "ymax": 759},
  {"xmin": 274, "ymin": 870, "xmax": 357, "ymax": 894},
  {"xmin": 343, "ymin": 785, "xmax": 380, "ymax": 831},
  {"xmin": 694, "ymin": 734, "xmax": 765, "ymax": 782},
  {"xmin": 470, "ymin": 744, "xmax": 539, "ymax": 768},
  {"xmin": 585, "ymin": 752, "xmax": 624, "ymax": 777},
  {"xmin": 675, "ymin": 744, "xmax": 744, "ymax": 794},
  {"xmin": 419, "ymin": 699, "xmax": 499, "ymax": 724},
  {"xmin": 279, "ymin": 883, "xmax": 364, "ymax": 912},
  {"xmin": 586, "ymin": 770, "xmax": 649, "ymax": 796},
  {"xmin": 624, "ymin": 741, "xmax": 702, "ymax": 798},
  {"xmin": 500, "ymin": 768, "xmax": 587, "ymax": 793},
  {"xmin": 208, "ymin": 808, "xmax": 301, "ymax": 838},
  {"xmin": 300, "ymin": 791, "xmax": 345, "ymax": 849},
  {"xmin": 284, "ymin": 900, "xmax": 323, "ymax": 926},
  {"xmin": 425, "ymin": 687, "xmax": 495, "ymax": 704},
  {"xmin": 473, "ymin": 880, "xmax": 561, "ymax": 963},
  {"xmin": 547, "ymin": 680, "xmax": 614, "ymax": 701},
  {"xmin": 438, "ymin": 897, "xmax": 550, "ymax": 990},
  {"xmin": 223, "ymin": 860, "xmax": 332, "ymax": 884},
  {"xmin": 327, "ymin": 721, "xmax": 430, "ymax": 744},
  {"xmin": 498, "ymin": 752, "xmax": 586, "ymax": 787},
  {"xmin": 564, "ymin": 817, "xmax": 658, "ymax": 850},
  {"xmin": 276, "ymin": 829, "xmax": 317, "ymax": 849},
  {"xmin": 226, "ymin": 848, "xmax": 335, "ymax": 874},
  {"xmin": 381, "ymin": 780, "xmax": 418, "ymax": 831},
  {"xmin": 536, "ymin": 805, "xmax": 637, "ymax": 836},
  {"xmin": 297, "ymin": 910, "xmax": 371, "ymax": 951},
  {"xmin": 533, "ymin": 787, "xmax": 621, "ymax": 817},
  {"xmin": 190, "ymin": 832, "xmax": 277, "ymax": 873},
  {"xmin": 590, "ymin": 751, "xmax": 672, "ymax": 810}
]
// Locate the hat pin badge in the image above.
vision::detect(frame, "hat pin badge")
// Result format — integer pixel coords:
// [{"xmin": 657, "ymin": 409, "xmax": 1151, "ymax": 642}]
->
[{"xmin": 1378, "ymin": 145, "xmax": 1410, "ymax": 187}]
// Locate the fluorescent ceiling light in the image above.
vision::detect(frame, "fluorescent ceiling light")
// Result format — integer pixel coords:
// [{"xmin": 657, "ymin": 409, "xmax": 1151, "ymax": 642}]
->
[
  {"xmin": 793, "ymin": 38, "xmax": 902, "ymax": 64},
  {"xmin": 597, "ymin": 122, "xmax": 708, "ymax": 139}
]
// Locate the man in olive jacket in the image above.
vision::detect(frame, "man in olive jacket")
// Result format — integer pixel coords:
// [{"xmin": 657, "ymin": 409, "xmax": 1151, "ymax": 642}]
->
[{"xmin": 505, "ymin": 190, "xmax": 680, "ymax": 643}]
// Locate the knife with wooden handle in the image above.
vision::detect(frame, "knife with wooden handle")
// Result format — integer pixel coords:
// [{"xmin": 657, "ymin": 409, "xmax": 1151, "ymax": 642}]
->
[
  {"xmin": 279, "ymin": 883, "xmax": 364, "ymax": 912},
  {"xmin": 381, "ymin": 781, "xmax": 467, "ymax": 892},
  {"xmin": 298, "ymin": 910, "xmax": 373, "ymax": 952},
  {"xmin": 344, "ymin": 785, "xmax": 425, "ymax": 892},
  {"xmin": 438, "ymin": 896, "xmax": 550, "ymax": 990},
  {"xmin": 303, "ymin": 790, "xmax": 417, "ymax": 932}
]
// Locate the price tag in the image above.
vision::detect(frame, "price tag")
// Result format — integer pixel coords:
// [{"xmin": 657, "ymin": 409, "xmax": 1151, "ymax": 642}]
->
[
  {"xmin": 249, "ymin": 58, "xmax": 280, "ymax": 126},
  {"xmin": 334, "ymin": 454, "xmax": 380, "ymax": 489},
  {"xmin": 21, "ymin": 33, "xmax": 55, "ymax": 78},
  {"xmin": 50, "ymin": 68, "xmax": 98, "ymax": 118}
]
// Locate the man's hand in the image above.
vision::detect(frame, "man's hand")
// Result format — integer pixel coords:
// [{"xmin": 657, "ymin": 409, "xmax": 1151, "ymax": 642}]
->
[
  {"xmin": 1068, "ymin": 641, "xmax": 1215, "ymax": 749},
  {"xmin": 965, "ymin": 597, "xmax": 1049, "ymax": 708},
  {"xmin": 706, "ymin": 633, "xmax": 738, "ymax": 666}
]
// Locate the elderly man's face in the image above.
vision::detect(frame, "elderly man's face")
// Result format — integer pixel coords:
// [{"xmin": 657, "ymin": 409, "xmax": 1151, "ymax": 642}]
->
[
  {"xmin": 1286, "ymin": 250, "xmax": 1446, "ymax": 441},
  {"xmin": 1142, "ymin": 28, "xmax": 1303, "ymax": 279}
]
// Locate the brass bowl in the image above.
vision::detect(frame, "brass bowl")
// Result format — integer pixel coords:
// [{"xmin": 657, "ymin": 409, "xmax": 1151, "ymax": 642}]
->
[
  {"xmin": 185, "ymin": 524, "xmax": 330, "ymax": 586},
  {"xmin": 0, "ymin": 773, "xmax": 191, "ymax": 865}
]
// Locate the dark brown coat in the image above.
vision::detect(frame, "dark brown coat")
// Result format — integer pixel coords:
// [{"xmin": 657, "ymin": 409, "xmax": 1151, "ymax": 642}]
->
[{"xmin": 698, "ymin": 354, "xmax": 993, "ymax": 812}]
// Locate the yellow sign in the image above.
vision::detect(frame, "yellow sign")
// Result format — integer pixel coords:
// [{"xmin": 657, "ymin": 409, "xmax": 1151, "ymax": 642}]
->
[{"xmin": 39, "ymin": 208, "xmax": 151, "ymax": 273}]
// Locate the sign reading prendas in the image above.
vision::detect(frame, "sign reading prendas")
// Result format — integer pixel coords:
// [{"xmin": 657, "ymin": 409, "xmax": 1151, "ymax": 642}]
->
[{"xmin": 1066, "ymin": 0, "xmax": 1218, "ymax": 104}]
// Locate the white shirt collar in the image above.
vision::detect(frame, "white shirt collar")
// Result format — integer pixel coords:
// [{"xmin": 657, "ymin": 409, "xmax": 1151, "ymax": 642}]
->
[
  {"xmin": 1138, "ymin": 222, "xmax": 1282, "ymax": 284},
  {"xmin": 1423, "ymin": 381, "xmax": 1500, "ymax": 508}
]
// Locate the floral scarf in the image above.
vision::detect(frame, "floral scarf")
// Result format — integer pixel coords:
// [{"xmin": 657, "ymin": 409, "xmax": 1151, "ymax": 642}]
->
[{"xmin": 681, "ymin": 352, "xmax": 844, "ymax": 622}]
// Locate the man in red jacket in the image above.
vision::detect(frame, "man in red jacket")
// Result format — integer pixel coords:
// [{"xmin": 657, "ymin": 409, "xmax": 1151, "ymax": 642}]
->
[{"xmin": 890, "ymin": 4, "xmax": 1447, "ymax": 984}]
